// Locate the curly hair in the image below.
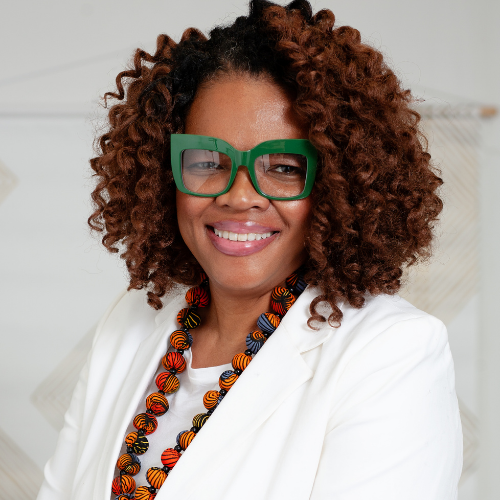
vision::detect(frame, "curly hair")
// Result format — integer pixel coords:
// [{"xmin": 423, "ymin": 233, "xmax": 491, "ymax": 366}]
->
[{"xmin": 89, "ymin": 0, "xmax": 442, "ymax": 327}]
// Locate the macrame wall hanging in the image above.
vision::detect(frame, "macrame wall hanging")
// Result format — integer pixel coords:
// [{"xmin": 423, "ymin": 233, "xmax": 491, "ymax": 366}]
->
[{"xmin": 401, "ymin": 103, "xmax": 497, "ymax": 483}]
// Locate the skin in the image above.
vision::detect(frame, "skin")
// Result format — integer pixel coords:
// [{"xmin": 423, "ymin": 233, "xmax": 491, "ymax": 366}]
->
[{"xmin": 176, "ymin": 72, "xmax": 312, "ymax": 368}]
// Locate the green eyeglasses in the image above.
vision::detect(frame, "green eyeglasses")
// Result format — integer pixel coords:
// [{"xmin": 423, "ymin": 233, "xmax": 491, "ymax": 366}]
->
[{"xmin": 170, "ymin": 134, "xmax": 317, "ymax": 201}]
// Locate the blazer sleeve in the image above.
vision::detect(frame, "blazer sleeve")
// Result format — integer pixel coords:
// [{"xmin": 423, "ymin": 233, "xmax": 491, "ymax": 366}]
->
[
  {"xmin": 36, "ymin": 290, "xmax": 127, "ymax": 500},
  {"xmin": 310, "ymin": 315, "xmax": 463, "ymax": 500},
  {"xmin": 36, "ymin": 356, "xmax": 90, "ymax": 500}
]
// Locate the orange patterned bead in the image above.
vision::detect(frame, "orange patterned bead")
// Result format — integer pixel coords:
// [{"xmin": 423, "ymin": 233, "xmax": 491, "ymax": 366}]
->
[
  {"xmin": 136, "ymin": 485, "xmax": 156, "ymax": 500},
  {"xmin": 232, "ymin": 353, "xmax": 251, "ymax": 371},
  {"xmin": 146, "ymin": 467, "xmax": 168, "ymax": 489},
  {"xmin": 219, "ymin": 370, "xmax": 239, "ymax": 391},
  {"xmin": 176, "ymin": 308, "xmax": 201, "ymax": 329},
  {"xmin": 155, "ymin": 372, "xmax": 180, "ymax": 394},
  {"xmin": 245, "ymin": 330, "xmax": 266, "ymax": 354},
  {"xmin": 203, "ymin": 390, "xmax": 220, "ymax": 410},
  {"xmin": 185, "ymin": 286, "xmax": 210, "ymax": 308},
  {"xmin": 111, "ymin": 474, "xmax": 136, "ymax": 495},
  {"xmin": 124, "ymin": 431, "xmax": 149, "ymax": 455},
  {"xmin": 161, "ymin": 351, "xmax": 186, "ymax": 373},
  {"xmin": 133, "ymin": 413, "xmax": 158, "ymax": 435},
  {"xmin": 285, "ymin": 271, "xmax": 307, "ymax": 293},
  {"xmin": 161, "ymin": 447, "xmax": 181, "ymax": 468},
  {"xmin": 146, "ymin": 392, "xmax": 169, "ymax": 416},
  {"xmin": 169, "ymin": 330, "xmax": 191, "ymax": 350},
  {"xmin": 116, "ymin": 453, "xmax": 141, "ymax": 475},
  {"xmin": 271, "ymin": 286, "xmax": 296, "ymax": 316},
  {"xmin": 178, "ymin": 430, "xmax": 196, "ymax": 450},
  {"xmin": 192, "ymin": 413, "xmax": 209, "ymax": 429},
  {"xmin": 257, "ymin": 311, "xmax": 281, "ymax": 334}
]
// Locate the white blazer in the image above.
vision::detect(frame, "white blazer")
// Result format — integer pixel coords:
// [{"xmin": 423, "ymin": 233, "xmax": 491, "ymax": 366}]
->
[{"xmin": 37, "ymin": 285, "xmax": 462, "ymax": 500}]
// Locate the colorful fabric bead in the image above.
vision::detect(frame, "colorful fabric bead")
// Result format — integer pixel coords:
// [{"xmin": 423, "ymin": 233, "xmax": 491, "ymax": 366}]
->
[
  {"xmin": 176, "ymin": 308, "xmax": 201, "ymax": 329},
  {"xmin": 146, "ymin": 393, "xmax": 169, "ymax": 416},
  {"xmin": 146, "ymin": 467, "xmax": 168, "ymax": 489},
  {"xmin": 115, "ymin": 495, "xmax": 134, "ymax": 500},
  {"xmin": 245, "ymin": 330, "xmax": 265, "ymax": 354},
  {"xmin": 176, "ymin": 430, "xmax": 187, "ymax": 446},
  {"xmin": 135, "ymin": 485, "xmax": 156, "ymax": 500},
  {"xmin": 112, "ymin": 474, "xmax": 136, "ymax": 495},
  {"xmin": 271, "ymin": 286, "xmax": 296, "ymax": 316},
  {"xmin": 169, "ymin": 330, "xmax": 192, "ymax": 350},
  {"xmin": 161, "ymin": 448, "xmax": 181, "ymax": 468},
  {"xmin": 133, "ymin": 413, "xmax": 158, "ymax": 435},
  {"xmin": 161, "ymin": 351, "xmax": 186, "ymax": 373},
  {"xmin": 219, "ymin": 370, "xmax": 239, "ymax": 391},
  {"xmin": 232, "ymin": 353, "xmax": 251, "ymax": 371},
  {"xmin": 125, "ymin": 432, "xmax": 149, "ymax": 455},
  {"xmin": 203, "ymin": 390, "xmax": 220, "ymax": 410},
  {"xmin": 155, "ymin": 373, "xmax": 180, "ymax": 394},
  {"xmin": 257, "ymin": 312, "xmax": 281, "ymax": 334},
  {"xmin": 178, "ymin": 430, "xmax": 196, "ymax": 450},
  {"xmin": 116, "ymin": 453, "xmax": 141, "ymax": 475},
  {"xmin": 286, "ymin": 271, "xmax": 307, "ymax": 293},
  {"xmin": 192, "ymin": 413, "xmax": 209, "ymax": 428},
  {"xmin": 185, "ymin": 286, "xmax": 210, "ymax": 308}
]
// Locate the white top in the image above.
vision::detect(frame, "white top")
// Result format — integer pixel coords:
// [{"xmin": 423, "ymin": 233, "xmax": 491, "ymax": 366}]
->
[
  {"xmin": 36, "ymin": 286, "xmax": 462, "ymax": 500},
  {"xmin": 111, "ymin": 348, "xmax": 231, "ymax": 493}
]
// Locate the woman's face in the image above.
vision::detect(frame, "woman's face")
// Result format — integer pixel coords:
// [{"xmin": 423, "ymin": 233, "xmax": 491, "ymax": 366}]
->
[{"xmin": 177, "ymin": 73, "xmax": 312, "ymax": 296}]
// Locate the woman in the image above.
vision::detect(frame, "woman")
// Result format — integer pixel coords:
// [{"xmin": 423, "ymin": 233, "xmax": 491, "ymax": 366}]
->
[{"xmin": 37, "ymin": 1, "xmax": 462, "ymax": 499}]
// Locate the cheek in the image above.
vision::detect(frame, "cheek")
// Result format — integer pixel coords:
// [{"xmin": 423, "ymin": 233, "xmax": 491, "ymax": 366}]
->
[
  {"xmin": 176, "ymin": 190, "xmax": 191, "ymax": 226},
  {"xmin": 281, "ymin": 198, "xmax": 312, "ymax": 235},
  {"xmin": 176, "ymin": 191, "xmax": 208, "ymax": 245}
]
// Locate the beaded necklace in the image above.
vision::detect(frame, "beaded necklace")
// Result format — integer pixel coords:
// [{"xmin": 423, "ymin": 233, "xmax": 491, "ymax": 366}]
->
[{"xmin": 111, "ymin": 270, "xmax": 306, "ymax": 500}]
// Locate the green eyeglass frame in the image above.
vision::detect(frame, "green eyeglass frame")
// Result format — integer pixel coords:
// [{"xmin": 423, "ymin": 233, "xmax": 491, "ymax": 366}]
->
[{"xmin": 170, "ymin": 134, "xmax": 318, "ymax": 201}]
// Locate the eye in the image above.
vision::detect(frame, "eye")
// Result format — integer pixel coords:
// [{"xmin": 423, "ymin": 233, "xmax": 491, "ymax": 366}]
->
[
  {"xmin": 257, "ymin": 153, "xmax": 307, "ymax": 178},
  {"xmin": 182, "ymin": 149, "xmax": 232, "ymax": 175},
  {"xmin": 187, "ymin": 161, "xmax": 224, "ymax": 171},
  {"xmin": 270, "ymin": 164, "xmax": 305, "ymax": 176}
]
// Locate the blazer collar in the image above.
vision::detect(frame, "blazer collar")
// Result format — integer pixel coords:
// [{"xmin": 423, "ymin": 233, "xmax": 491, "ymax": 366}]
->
[
  {"xmin": 155, "ymin": 285, "xmax": 334, "ymax": 500},
  {"xmin": 279, "ymin": 285, "xmax": 341, "ymax": 353}
]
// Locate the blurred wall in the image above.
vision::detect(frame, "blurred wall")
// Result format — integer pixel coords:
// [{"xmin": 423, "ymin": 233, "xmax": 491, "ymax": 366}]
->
[{"xmin": 0, "ymin": 1, "xmax": 499, "ymax": 499}]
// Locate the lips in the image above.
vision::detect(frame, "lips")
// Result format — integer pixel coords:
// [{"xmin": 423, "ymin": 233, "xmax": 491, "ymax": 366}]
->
[{"xmin": 207, "ymin": 221, "xmax": 279, "ymax": 256}]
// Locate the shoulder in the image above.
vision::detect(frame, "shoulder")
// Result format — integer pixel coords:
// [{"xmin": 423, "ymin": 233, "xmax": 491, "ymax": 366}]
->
[
  {"xmin": 302, "ymin": 291, "xmax": 459, "ymax": 435},
  {"xmin": 301, "ymin": 290, "xmax": 454, "ymax": 400},
  {"xmin": 326, "ymin": 292, "xmax": 448, "ymax": 363},
  {"xmin": 92, "ymin": 284, "xmax": 189, "ymax": 347}
]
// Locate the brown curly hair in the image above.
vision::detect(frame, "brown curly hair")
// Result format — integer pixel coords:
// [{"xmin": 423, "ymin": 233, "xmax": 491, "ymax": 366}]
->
[{"xmin": 89, "ymin": 0, "xmax": 442, "ymax": 327}]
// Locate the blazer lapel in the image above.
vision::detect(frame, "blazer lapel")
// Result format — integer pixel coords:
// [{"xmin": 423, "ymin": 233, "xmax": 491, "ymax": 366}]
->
[
  {"xmin": 94, "ymin": 290, "xmax": 186, "ymax": 499},
  {"xmin": 156, "ymin": 286, "xmax": 331, "ymax": 500}
]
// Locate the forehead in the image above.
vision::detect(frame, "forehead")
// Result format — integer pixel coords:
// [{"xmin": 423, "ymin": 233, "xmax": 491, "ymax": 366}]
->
[{"xmin": 184, "ymin": 74, "xmax": 307, "ymax": 151}]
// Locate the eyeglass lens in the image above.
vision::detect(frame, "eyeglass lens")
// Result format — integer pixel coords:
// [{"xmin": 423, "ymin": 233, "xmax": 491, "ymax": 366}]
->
[{"xmin": 181, "ymin": 149, "xmax": 307, "ymax": 198}]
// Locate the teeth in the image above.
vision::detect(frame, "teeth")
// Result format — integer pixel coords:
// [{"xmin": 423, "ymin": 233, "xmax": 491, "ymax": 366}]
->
[{"xmin": 213, "ymin": 228, "xmax": 274, "ymax": 241}]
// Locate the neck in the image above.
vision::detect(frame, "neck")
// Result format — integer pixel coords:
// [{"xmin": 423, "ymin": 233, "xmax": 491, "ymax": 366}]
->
[{"xmin": 189, "ymin": 282, "xmax": 276, "ymax": 369}]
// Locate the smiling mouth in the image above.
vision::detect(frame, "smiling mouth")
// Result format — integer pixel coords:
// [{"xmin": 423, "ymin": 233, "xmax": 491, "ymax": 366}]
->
[{"xmin": 211, "ymin": 227, "xmax": 276, "ymax": 242}]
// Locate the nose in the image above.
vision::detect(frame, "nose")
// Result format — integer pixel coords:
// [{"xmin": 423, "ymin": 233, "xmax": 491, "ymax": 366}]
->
[{"xmin": 215, "ymin": 166, "xmax": 270, "ymax": 211}]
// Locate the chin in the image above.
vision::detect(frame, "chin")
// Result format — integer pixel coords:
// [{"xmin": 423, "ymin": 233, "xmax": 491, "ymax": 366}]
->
[{"xmin": 201, "ymin": 255, "xmax": 304, "ymax": 297}]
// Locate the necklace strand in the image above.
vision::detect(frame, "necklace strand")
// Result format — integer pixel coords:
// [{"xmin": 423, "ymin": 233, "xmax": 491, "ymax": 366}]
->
[{"xmin": 111, "ymin": 270, "xmax": 306, "ymax": 500}]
